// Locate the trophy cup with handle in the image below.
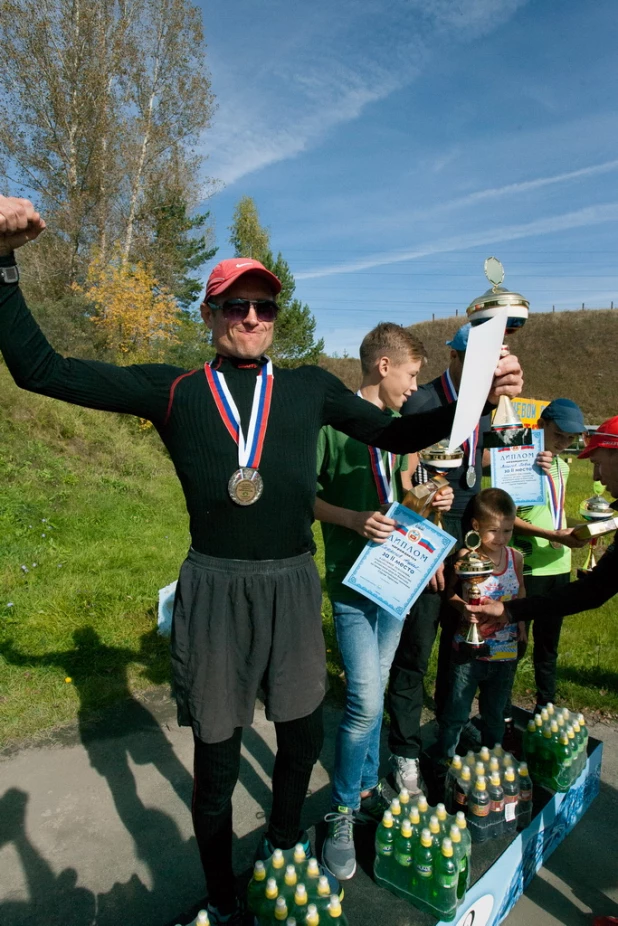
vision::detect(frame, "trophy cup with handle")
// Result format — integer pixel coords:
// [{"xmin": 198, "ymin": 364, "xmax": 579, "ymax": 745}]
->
[
  {"xmin": 466, "ymin": 258, "xmax": 531, "ymax": 448},
  {"xmin": 575, "ymin": 492, "xmax": 616, "ymax": 577},
  {"xmin": 454, "ymin": 530, "xmax": 495, "ymax": 651},
  {"xmin": 416, "ymin": 440, "xmax": 464, "ymax": 530}
]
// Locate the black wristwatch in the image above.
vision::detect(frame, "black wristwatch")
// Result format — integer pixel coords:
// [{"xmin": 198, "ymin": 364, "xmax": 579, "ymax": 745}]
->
[{"xmin": 0, "ymin": 264, "xmax": 19, "ymax": 284}]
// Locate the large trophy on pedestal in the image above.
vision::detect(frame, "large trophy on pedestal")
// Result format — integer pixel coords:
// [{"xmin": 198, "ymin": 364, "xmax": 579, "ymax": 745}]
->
[
  {"xmin": 574, "ymin": 492, "xmax": 618, "ymax": 578},
  {"xmin": 466, "ymin": 257, "xmax": 531, "ymax": 448},
  {"xmin": 455, "ymin": 530, "xmax": 494, "ymax": 655}
]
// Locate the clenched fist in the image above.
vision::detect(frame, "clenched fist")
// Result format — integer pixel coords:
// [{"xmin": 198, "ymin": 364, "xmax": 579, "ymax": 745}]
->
[{"xmin": 0, "ymin": 197, "xmax": 46, "ymax": 255}]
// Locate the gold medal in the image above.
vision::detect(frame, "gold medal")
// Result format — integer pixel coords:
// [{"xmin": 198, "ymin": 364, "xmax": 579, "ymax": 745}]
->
[{"xmin": 228, "ymin": 467, "xmax": 264, "ymax": 506}]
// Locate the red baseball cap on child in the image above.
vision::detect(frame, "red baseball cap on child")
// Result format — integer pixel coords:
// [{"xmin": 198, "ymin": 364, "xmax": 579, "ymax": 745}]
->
[
  {"xmin": 205, "ymin": 259, "xmax": 282, "ymax": 301},
  {"xmin": 578, "ymin": 416, "xmax": 618, "ymax": 458}
]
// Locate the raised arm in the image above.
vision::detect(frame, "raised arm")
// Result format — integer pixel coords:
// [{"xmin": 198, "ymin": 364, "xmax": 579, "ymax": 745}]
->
[
  {"xmin": 320, "ymin": 355, "xmax": 523, "ymax": 455},
  {"xmin": 0, "ymin": 199, "xmax": 182, "ymax": 423}
]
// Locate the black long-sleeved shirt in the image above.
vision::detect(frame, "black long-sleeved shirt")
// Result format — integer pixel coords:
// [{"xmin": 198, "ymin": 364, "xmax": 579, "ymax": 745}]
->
[
  {"xmin": 508, "ymin": 504, "xmax": 617, "ymax": 620},
  {"xmin": 0, "ymin": 267, "xmax": 461, "ymax": 559}
]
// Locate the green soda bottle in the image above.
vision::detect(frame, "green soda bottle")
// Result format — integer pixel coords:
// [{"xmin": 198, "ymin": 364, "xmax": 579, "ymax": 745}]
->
[
  {"xmin": 572, "ymin": 720, "xmax": 584, "ymax": 778},
  {"xmin": 273, "ymin": 896, "xmax": 289, "ymax": 923},
  {"xmin": 578, "ymin": 712, "xmax": 589, "ymax": 769},
  {"xmin": 315, "ymin": 876, "xmax": 332, "ymax": 912},
  {"xmin": 399, "ymin": 787, "xmax": 411, "ymax": 815},
  {"xmin": 284, "ymin": 864, "xmax": 298, "ymax": 897},
  {"xmin": 196, "ymin": 911, "xmax": 210, "ymax": 925},
  {"xmin": 268, "ymin": 848, "xmax": 286, "ymax": 883},
  {"xmin": 417, "ymin": 794, "xmax": 430, "ymax": 826},
  {"xmin": 428, "ymin": 814, "xmax": 441, "ymax": 851},
  {"xmin": 455, "ymin": 811, "xmax": 472, "ymax": 862},
  {"xmin": 247, "ymin": 860, "xmax": 267, "ymax": 913},
  {"xmin": 413, "ymin": 828, "xmax": 435, "ymax": 903},
  {"xmin": 408, "ymin": 804, "xmax": 421, "ymax": 840},
  {"xmin": 554, "ymin": 732, "xmax": 573, "ymax": 791},
  {"xmin": 546, "ymin": 702, "xmax": 555, "ymax": 717},
  {"xmin": 538, "ymin": 726, "xmax": 555, "ymax": 784},
  {"xmin": 286, "ymin": 918, "xmax": 297, "ymax": 926},
  {"xmin": 375, "ymin": 809, "xmax": 395, "ymax": 880},
  {"xmin": 565, "ymin": 726, "xmax": 577, "ymax": 784},
  {"xmin": 293, "ymin": 843, "xmax": 308, "ymax": 879},
  {"xmin": 389, "ymin": 797, "xmax": 403, "ymax": 830},
  {"xmin": 305, "ymin": 858, "xmax": 320, "ymax": 886},
  {"xmin": 449, "ymin": 825, "xmax": 468, "ymax": 899},
  {"xmin": 260, "ymin": 878, "xmax": 280, "ymax": 923},
  {"xmin": 291, "ymin": 884, "xmax": 308, "ymax": 923},
  {"xmin": 503, "ymin": 767, "xmax": 519, "ymax": 834},
  {"xmin": 305, "ymin": 904, "xmax": 320, "ymax": 926},
  {"xmin": 517, "ymin": 763, "xmax": 533, "ymax": 830},
  {"xmin": 324, "ymin": 895, "xmax": 348, "ymax": 924},
  {"xmin": 435, "ymin": 803, "xmax": 449, "ymax": 835},
  {"xmin": 394, "ymin": 818, "xmax": 414, "ymax": 890},
  {"xmin": 433, "ymin": 837, "xmax": 458, "ymax": 919},
  {"xmin": 523, "ymin": 719, "xmax": 538, "ymax": 773}
]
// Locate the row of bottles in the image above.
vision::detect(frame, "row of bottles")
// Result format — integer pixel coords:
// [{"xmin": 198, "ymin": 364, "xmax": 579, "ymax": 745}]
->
[
  {"xmin": 373, "ymin": 793, "xmax": 471, "ymax": 921},
  {"xmin": 247, "ymin": 844, "xmax": 348, "ymax": 925},
  {"xmin": 522, "ymin": 706, "xmax": 588, "ymax": 792},
  {"xmin": 444, "ymin": 744, "xmax": 533, "ymax": 839}
]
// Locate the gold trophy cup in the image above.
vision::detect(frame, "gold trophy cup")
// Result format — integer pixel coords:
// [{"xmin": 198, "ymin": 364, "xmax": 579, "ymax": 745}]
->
[
  {"xmin": 455, "ymin": 530, "xmax": 495, "ymax": 650},
  {"xmin": 415, "ymin": 441, "xmax": 464, "ymax": 529},
  {"xmin": 467, "ymin": 258, "xmax": 532, "ymax": 448},
  {"xmin": 575, "ymin": 493, "xmax": 616, "ymax": 577}
]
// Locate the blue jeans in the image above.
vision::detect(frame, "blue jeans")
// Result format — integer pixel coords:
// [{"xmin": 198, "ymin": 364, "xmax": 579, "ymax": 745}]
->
[
  {"xmin": 438, "ymin": 655, "xmax": 518, "ymax": 758},
  {"xmin": 331, "ymin": 598, "xmax": 404, "ymax": 809}
]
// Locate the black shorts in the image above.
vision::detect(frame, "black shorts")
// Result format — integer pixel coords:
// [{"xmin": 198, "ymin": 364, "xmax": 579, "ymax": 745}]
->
[{"xmin": 171, "ymin": 549, "xmax": 326, "ymax": 744}]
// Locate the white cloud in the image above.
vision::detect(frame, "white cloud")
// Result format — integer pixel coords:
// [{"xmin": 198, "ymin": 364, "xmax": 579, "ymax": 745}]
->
[
  {"xmin": 295, "ymin": 201, "xmax": 618, "ymax": 280},
  {"xmin": 203, "ymin": 0, "xmax": 531, "ymax": 186}
]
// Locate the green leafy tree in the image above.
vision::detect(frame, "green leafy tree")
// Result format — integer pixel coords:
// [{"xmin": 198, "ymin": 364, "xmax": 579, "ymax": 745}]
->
[{"xmin": 228, "ymin": 197, "xmax": 324, "ymax": 367}]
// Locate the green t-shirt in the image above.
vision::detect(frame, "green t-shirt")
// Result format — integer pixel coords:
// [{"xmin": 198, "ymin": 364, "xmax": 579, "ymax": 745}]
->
[
  {"xmin": 512, "ymin": 455, "xmax": 571, "ymax": 577},
  {"xmin": 316, "ymin": 410, "xmax": 408, "ymax": 602}
]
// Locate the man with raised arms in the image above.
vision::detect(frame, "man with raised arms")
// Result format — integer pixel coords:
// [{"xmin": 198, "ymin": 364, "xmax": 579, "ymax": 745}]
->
[{"xmin": 0, "ymin": 196, "xmax": 523, "ymax": 926}]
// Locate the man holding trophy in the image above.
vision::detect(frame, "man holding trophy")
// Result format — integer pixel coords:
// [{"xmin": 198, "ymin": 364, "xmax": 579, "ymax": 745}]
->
[{"xmin": 0, "ymin": 196, "xmax": 524, "ymax": 925}]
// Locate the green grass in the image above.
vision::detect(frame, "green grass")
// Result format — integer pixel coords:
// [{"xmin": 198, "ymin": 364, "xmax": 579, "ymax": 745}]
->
[{"xmin": 0, "ymin": 360, "xmax": 616, "ymax": 747}]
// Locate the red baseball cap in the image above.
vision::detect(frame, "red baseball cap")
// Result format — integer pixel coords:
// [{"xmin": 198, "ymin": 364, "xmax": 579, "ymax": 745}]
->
[
  {"xmin": 205, "ymin": 258, "xmax": 282, "ymax": 301},
  {"xmin": 578, "ymin": 415, "xmax": 618, "ymax": 458}
]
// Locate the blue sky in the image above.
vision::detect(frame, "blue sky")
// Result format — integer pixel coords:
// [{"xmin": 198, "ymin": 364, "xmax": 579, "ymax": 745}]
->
[{"xmin": 197, "ymin": 0, "xmax": 618, "ymax": 356}]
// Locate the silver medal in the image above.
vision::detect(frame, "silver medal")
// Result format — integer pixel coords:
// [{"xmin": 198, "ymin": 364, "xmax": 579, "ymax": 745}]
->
[{"xmin": 466, "ymin": 466, "xmax": 477, "ymax": 489}]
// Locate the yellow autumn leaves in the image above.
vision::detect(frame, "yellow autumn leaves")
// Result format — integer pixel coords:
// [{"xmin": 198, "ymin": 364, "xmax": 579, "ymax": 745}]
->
[{"xmin": 74, "ymin": 250, "xmax": 180, "ymax": 361}]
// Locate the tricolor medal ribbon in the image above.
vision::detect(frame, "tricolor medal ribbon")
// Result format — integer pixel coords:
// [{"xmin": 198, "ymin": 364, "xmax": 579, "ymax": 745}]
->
[
  {"xmin": 205, "ymin": 358, "xmax": 274, "ymax": 505},
  {"xmin": 546, "ymin": 458, "xmax": 565, "ymax": 544},
  {"xmin": 356, "ymin": 390, "xmax": 396, "ymax": 505}
]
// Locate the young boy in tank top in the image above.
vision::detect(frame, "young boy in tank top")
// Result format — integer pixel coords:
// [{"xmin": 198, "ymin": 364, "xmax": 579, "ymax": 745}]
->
[{"xmin": 438, "ymin": 488, "xmax": 526, "ymax": 758}]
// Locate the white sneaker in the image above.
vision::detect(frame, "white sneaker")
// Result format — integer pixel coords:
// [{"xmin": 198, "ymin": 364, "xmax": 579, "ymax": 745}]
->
[{"xmin": 390, "ymin": 755, "xmax": 426, "ymax": 797}]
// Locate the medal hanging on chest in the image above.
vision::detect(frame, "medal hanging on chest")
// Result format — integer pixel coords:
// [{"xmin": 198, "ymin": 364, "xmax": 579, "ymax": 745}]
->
[
  {"xmin": 441, "ymin": 370, "xmax": 480, "ymax": 488},
  {"xmin": 205, "ymin": 358, "xmax": 274, "ymax": 506},
  {"xmin": 547, "ymin": 459, "xmax": 565, "ymax": 549}
]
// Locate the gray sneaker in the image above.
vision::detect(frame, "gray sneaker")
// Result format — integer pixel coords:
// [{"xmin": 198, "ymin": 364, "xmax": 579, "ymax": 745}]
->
[
  {"xmin": 390, "ymin": 755, "xmax": 426, "ymax": 798},
  {"xmin": 322, "ymin": 805, "xmax": 356, "ymax": 880}
]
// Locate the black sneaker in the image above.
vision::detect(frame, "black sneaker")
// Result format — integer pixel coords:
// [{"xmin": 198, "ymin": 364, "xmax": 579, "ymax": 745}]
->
[
  {"xmin": 322, "ymin": 806, "xmax": 356, "ymax": 881},
  {"xmin": 355, "ymin": 781, "xmax": 390, "ymax": 824}
]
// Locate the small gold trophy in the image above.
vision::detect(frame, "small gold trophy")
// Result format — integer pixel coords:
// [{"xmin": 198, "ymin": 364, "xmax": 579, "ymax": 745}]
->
[
  {"xmin": 466, "ymin": 258, "xmax": 532, "ymax": 448},
  {"xmin": 416, "ymin": 440, "xmax": 464, "ymax": 529},
  {"xmin": 455, "ymin": 530, "xmax": 495, "ymax": 651},
  {"xmin": 575, "ymin": 493, "xmax": 616, "ymax": 577},
  {"xmin": 401, "ymin": 444, "xmax": 453, "ymax": 523}
]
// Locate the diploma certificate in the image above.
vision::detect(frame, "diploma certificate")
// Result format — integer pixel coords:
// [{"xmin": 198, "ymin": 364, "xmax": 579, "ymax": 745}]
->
[
  {"xmin": 490, "ymin": 429, "xmax": 546, "ymax": 506},
  {"xmin": 342, "ymin": 503, "xmax": 457, "ymax": 620}
]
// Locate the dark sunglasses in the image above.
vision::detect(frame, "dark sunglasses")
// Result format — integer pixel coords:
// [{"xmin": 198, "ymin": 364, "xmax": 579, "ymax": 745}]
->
[{"xmin": 206, "ymin": 298, "xmax": 279, "ymax": 322}]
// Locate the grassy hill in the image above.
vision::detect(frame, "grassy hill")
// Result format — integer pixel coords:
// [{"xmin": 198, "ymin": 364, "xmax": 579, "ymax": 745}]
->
[{"xmin": 321, "ymin": 308, "xmax": 618, "ymax": 422}]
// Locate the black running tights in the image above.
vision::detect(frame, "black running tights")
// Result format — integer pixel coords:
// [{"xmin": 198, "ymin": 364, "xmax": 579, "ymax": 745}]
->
[{"xmin": 192, "ymin": 703, "xmax": 324, "ymax": 908}]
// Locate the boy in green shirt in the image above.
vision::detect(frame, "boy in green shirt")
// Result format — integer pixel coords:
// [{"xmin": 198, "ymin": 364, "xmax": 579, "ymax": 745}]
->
[
  {"xmin": 315, "ymin": 323, "xmax": 453, "ymax": 880},
  {"xmin": 512, "ymin": 398, "xmax": 587, "ymax": 710}
]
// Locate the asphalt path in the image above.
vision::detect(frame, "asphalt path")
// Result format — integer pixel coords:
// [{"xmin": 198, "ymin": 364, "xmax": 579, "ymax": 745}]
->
[{"xmin": 0, "ymin": 689, "xmax": 616, "ymax": 925}]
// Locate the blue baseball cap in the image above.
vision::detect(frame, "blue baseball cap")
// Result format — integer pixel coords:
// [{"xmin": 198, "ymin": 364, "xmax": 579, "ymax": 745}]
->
[
  {"xmin": 446, "ymin": 323, "xmax": 471, "ymax": 352},
  {"xmin": 541, "ymin": 398, "xmax": 585, "ymax": 434}
]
